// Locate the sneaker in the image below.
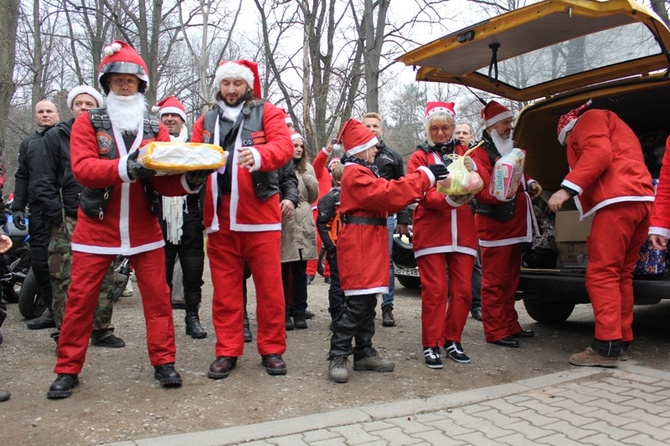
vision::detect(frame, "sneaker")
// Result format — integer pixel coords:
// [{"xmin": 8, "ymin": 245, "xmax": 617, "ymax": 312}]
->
[
  {"xmin": 445, "ymin": 341, "xmax": 471, "ymax": 364},
  {"xmin": 328, "ymin": 356, "xmax": 349, "ymax": 383},
  {"xmin": 381, "ymin": 305, "xmax": 395, "ymax": 327},
  {"xmin": 423, "ymin": 347, "xmax": 443, "ymax": 369},
  {"xmin": 569, "ymin": 347, "xmax": 618, "ymax": 368},
  {"xmin": 353, "ymin": 348, "xmax": 395, "ymax": 372}
]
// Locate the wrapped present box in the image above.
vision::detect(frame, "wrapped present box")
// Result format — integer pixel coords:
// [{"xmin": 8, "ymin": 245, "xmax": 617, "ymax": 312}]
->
[{"xmin": 138, "ymin": 142, "xmax": 226, "ymax": 174}]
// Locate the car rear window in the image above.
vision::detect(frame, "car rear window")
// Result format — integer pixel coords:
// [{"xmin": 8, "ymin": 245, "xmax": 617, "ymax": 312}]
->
[{"xmin": 478, "ymin": 22, "xmax": 662, "ymax": 89}]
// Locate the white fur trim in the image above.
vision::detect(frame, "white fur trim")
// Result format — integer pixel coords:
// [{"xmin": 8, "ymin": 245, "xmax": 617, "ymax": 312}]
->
[
  {"xmin": 345, "ymin": 136, "xmax": 379, "ymax": 156},
  {"xmin": 291, "ymin": 133, "xmax": 303, "ymax": 141},
  {"xmin": 214, "ymin": 63, "xmax": 254, "ymax": 91},
  {"xmin": 485, "ymin": 110, "xmax": 513, "ymax": 128},
  {"xmin": 158, "ymin": 106, "xmax": 186, "ymax": 122},
  {"xmin": 558, "ymin": 118, "xmax": 578, "ymax": 145},
  {"xmin": 67, "ymin": 86, "xmax": 104, "ymax": 109}
]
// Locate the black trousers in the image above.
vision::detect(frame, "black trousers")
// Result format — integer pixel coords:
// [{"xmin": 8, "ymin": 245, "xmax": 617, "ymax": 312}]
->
[
  {"xmin": 29, "ymin": 207, "xmax": 53, "ymax": 309},
  {"xmin": 329, "ymin": 293, "xmax": 377, "ymax": 359}
]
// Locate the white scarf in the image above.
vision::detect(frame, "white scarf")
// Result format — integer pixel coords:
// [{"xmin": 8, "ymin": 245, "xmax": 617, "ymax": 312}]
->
[{"xmin": 161, "ymin": 128, "xmax": 190, "ymax": 244}]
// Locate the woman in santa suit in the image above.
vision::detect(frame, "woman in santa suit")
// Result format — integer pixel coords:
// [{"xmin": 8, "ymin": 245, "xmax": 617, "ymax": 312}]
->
[{"xmin": 407, "ymin": 102, "xmax": 479, "ymax": 369}]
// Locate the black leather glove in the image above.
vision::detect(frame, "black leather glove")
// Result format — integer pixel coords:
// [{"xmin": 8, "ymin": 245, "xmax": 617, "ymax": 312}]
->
[
  {"xmin": 185, "ymin": 169, "xmax": 213, "ymax": 189},
  {"xmin": 427, "ymin": 164, "xmax": 449, "ymax": 181},
  {"xmin": 127, "ymin": 150, "xmax": 157, "ymax": 181},
  {"xmin": 12, "ymin": 210, "xmax": 26, "ymax": 231}
]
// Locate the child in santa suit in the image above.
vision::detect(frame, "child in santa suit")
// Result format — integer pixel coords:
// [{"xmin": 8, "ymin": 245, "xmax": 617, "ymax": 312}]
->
[
  {"xmin": 549, "ymin": 102, "xmax": 654, "ymax": 367},
  {"xmin": 327, "ymin": 118, "xmax": 448, "ymax": 383}
]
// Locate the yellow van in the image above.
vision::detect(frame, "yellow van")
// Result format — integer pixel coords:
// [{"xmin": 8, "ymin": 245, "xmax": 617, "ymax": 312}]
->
[{"xmin": 397, "ymin": 0, "xmax": 670, "ymax": 323}]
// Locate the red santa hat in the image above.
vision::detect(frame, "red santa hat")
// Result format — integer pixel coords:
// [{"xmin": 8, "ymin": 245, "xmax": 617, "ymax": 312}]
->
[
  {"xmin": 283, "ymin": 109, "xmax": 293, "ymax": 126},
  {"xmin": 425, "ymin": 101, "xmax": 456, "ymax": 121},
  {"xmin": 98, "ymin": 41, "xmax": 149, "ymax": 93},
  {"xmin": 67, "ymin": 86, "xmax": 104, "ymax": 109},
  {"xmin": 557, "ymin": 100, "xmax": 592, "ymax": 145},
  {"xmin": 151, "ymin": 96, "xmax": 186, "ymax": 122},
  {"xmin": 481, "ymin": 100, "xmax": 514, "ymax": 128},
  {"xmin": 336, "ymin": 118, "xmax": 379, "ymax": 156},
  {"xmin": 214, "ymin": 59, "xmax": 262, "ymax": 98}
]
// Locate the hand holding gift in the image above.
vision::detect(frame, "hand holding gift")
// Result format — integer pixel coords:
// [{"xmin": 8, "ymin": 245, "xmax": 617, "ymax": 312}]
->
[
  {"xmin": 489, "ymin": 148, "xmax": 525, "ymax": 201},
  {"xmin": 436, "ymin": 147, "xmax": 484, "ymax": 196}
]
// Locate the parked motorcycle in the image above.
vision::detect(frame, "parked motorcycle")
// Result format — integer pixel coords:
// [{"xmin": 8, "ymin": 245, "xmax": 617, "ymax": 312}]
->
[{"xmin": 1, "ymin": 208, "xmax": 32, "ymax": 309}]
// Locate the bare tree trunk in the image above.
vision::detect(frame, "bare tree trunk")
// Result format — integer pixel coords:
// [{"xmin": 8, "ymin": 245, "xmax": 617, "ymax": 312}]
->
[{"xmin": 0, "ymin": 0, "xmax": 19, "ymax": 153}]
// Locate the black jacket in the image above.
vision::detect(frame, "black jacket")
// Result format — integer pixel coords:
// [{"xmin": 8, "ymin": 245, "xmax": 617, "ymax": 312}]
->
[
  {"xmin": 32, "ymin": 119, "xmax": 79, "ymax": 225},
  {"xmin": 12, "ymin": 127, "xmax": 53, "ymax": 211},
  {"xmin": 374, "ymin": 140, "xmax": 411, "ymax": 225}
]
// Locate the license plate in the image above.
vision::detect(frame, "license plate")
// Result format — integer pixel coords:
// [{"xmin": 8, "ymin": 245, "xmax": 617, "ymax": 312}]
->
[{"xmin": 394, "ymin": 267, "xmax": 419, "ymax": 277}]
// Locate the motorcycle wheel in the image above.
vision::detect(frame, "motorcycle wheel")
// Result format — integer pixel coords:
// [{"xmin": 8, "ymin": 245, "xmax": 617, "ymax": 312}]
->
[{"xmin": 18, "ymin": 269, "xmax": 45, "ymax": 319}]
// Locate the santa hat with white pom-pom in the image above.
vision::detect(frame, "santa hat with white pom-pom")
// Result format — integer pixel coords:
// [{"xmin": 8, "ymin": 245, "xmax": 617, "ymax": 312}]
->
[
  {"xmin": 151, "ymin": 96, "xmax": 186, "ymax": 122},
  {"xmin": 98, "ymin": 40, "xmax": 149, "ymax": 94}
]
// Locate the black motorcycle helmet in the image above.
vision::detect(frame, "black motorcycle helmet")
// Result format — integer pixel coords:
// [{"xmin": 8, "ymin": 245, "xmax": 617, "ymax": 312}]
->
[{"xmin": 392, "ymin": 234, "xmax": 417, "ymax": 269}]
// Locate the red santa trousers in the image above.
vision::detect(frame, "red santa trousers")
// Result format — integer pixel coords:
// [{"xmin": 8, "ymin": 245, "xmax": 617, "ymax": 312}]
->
[
  {"xmin": 55, "ymin": 249, "xmax": 176, "ymax": 374},
  {"xmin": 480, "ymin": 243, "xmax": 523, "ymax": 343},
  {"xmin": 417, "ymin": 252, "xmax": 474, "ymax": 346},
  {"xmin": 587, "ymin": 201, "xmax": 651, "ymax": 342},
  {"xmin": 207, "ymin": 204, "xmax": 286, "ymax": 358}
]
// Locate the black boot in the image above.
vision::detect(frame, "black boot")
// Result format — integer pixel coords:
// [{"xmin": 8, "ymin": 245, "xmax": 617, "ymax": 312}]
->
[
  {"xmin": 27, "ymin": 310, "xmax": 56, "ymax": 330},
  {"xmin": 185, "ymin": 312, "xmax": 207, "ymax": 339}
]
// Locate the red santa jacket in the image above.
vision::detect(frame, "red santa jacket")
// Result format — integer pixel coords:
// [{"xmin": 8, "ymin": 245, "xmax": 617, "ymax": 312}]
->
[
  {"xmin": 191, "ymin": 101, "xmax": 293, "ymax": 233},
  {"xmin": 562, "ymin": 109, "xmax": 654, "ymax": 219},
  {"xmin": 649, "ymin": 136, "xmax": 670, "ymax": 237},
  {"xmin": 470, "ymin": 135, "xmax": 537, "ymax": 247},
  {"xmin": 337, "ymin": 161, "xmax": 434, "ymax": 296},
  {"xmin": 407, "ymin": 145, "xmax": 478, "ymax": 258},
  {"xmin": 70, "ymin": 111, "xmax": 193, "ymax": 255}
]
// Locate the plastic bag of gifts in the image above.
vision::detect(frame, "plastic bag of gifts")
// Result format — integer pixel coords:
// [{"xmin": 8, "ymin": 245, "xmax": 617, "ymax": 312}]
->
[
  {"xmin": 490, "ymin": 148, "xmax": 525, "ymax": 200},
  {"xmin": 138, "ymin": 142, "xmax": 226, "ymax": 175},
  {"xmin": 436, "ymin": 147, "xmax": 484, "ymax": 196}
]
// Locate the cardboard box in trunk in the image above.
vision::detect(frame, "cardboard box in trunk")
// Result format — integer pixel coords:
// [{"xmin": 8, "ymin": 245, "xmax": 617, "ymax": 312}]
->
[{"xmin": 554, "ymin": 210, "xmax": 593, "ymax": 266}]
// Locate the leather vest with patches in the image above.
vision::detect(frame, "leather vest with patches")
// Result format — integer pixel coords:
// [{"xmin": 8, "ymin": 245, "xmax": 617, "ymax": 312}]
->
[
  {"xmin": 202, "ymin": 100, "xmax": 280, "ymax": 202},
  {"xmin": 79, "ymin": 108, "xmax": 161, "ymax": 219}
]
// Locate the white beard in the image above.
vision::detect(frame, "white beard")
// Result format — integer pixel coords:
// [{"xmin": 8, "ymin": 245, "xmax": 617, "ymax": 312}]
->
[
  {"xmin": 490, "ymin": 128, "xmax": 515, "ymax": 156},
  {"xmin": 106, "ymin": 92, "xmax": 147, "ymax": 133}
]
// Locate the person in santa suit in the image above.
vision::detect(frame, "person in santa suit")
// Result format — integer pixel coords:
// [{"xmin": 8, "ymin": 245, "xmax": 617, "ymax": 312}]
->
[
  {"xmin": 47, "ymin": 41, "xmax": 208, "ymax": 399},
  {"xmin": 327, "ymin": 118, "xmax": 449, "ymax": 384},
  {"xmin": 550, "ymin": 102, "xmax": 654, "ymax": 367},
  {"xmin": 191, "ymin": 59, "xmax": 294, "ymax": 380},
  {"xmin": 407, "ymin": 102, "xmax": 479, "ymax": 369},
  {"xmin": 470, "ymin": 100, "xmax": 542, "ymax": 349},
  {"xmin": 152, "ymin": 96, "xmax": 208, "ymax": 339}
]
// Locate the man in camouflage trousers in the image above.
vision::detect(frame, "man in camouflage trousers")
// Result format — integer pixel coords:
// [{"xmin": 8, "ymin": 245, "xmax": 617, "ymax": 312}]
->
[{"xmin": 34, "ymin": 86, "xmax": 125, "ymax": 348}]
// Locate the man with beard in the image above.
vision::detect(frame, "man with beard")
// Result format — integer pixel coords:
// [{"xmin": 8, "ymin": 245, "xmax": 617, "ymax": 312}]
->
[
  {"xmin": 12, "ymin": 99, "xmax": 61, "ymax": 330},
  {"xmin": 191, "ymin": 59, "xmax": 294, "ymax": 380},
  {"xmin": 47, "ymin": 41, "xmax": 207, "ymax": 399},
  {"xmin": 153, "ymin": 96, "xmax": 208, "ymax": 339},
  {"xmin": 362, "ymin": 112, "xmax": 410, "ymax": 328},
  {"xmin": 34, "ymin": 85, "xmax": 125, "ymax": 348},
  {"xmin": 470, "ymin": 101, "xmax": 542, "ymax": 348}
]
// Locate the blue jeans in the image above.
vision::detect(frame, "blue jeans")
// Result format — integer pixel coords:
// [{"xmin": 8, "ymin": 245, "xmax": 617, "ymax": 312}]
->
[{"xmin": 382, "ymin": 215, "xmax": 396, "ymax": 308}]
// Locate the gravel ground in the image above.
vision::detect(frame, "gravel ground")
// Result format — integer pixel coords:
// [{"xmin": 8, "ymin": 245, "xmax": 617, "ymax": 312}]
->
[{"xmin": 1, "ymin": 263, "xmax": 670, "ymax": 445}]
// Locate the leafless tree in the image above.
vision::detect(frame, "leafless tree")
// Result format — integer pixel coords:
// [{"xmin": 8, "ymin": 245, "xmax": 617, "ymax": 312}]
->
[{"xmin": 0, "ymin": 0, "xmax": 20, "ymax": 190}]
